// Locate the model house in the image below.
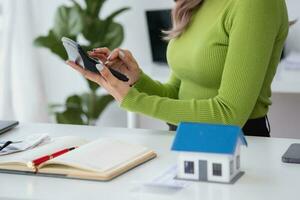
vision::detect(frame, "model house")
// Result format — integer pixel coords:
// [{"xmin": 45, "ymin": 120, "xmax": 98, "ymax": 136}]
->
[{"xmin": 171, "ymin": 122, "xmax": 248, "ymax": 183}]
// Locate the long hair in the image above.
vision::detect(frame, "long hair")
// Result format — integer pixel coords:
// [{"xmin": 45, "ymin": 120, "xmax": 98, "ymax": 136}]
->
[
  {"xmin": 164, "ymin": 0, "xmax": 297, "ymax": 41},
  {"xmin": 163, "ymin": 0, "xmax": 203, "ymax": 40}
]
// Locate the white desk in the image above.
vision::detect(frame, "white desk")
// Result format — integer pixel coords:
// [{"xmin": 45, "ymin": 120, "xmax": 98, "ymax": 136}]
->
[{"xmin": 0, "ymin": 123, "xmax": 299, "ymax": 200}]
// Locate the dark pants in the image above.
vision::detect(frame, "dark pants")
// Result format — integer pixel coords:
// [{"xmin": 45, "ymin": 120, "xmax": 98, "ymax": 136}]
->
[{"xmin": 167, "ymin": 116, "xmax": 271, "ymax": 137}]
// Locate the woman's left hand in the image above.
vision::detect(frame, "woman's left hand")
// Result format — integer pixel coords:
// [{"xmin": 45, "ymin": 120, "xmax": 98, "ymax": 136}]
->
[{"xmin": 66, "ymin": 61, "xmax": 131, "ymax": 103}]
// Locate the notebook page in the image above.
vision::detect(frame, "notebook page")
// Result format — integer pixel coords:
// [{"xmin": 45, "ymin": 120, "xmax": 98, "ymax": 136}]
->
[
  {"xmin": 0, "ymin": 136, "xmax": 88, "ymax": 165},
  {"xmin": 48, "ymin": 138, "xmax": 149, "ymax": 172}
]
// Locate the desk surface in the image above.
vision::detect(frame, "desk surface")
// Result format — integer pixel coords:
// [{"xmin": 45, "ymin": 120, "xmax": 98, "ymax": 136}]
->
[{"xmin": 0, "ymin": 123, "xmax": 299, "ymax": 200}]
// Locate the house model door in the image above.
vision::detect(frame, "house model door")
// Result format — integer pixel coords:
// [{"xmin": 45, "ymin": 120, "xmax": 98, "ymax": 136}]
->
[{"xmin": 198, "ymin": 160, "xmax": 208, "ymax": 181}]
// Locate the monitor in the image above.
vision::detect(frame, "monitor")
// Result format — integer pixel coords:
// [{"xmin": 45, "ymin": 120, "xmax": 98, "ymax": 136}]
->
[{"xmin": 146, "ymin": 9, "xmax": 172, "ymax": 64}]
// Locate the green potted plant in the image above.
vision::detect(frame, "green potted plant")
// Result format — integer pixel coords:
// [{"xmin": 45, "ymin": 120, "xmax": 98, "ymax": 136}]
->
[{"xmin": 34, "ymin": 0, "xmax": 130, "ymax": 125}]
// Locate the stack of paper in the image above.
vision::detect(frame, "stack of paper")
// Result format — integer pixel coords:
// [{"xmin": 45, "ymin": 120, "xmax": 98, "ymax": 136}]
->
[{"xmin": 144, "ymin": 165, "xmax": 191, "ymax": 189}]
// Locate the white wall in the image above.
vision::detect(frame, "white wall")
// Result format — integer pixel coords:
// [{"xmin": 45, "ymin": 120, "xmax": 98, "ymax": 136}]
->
[
  {"xmin": 269, "ymin": 93, "xmax": 300, "ymax": 139},
  {"xmin": 32, "ymin": 0, "xmax": 300, "ymax": 138},
  {"xmin": 285, "ymin": 0, "xmax": 300, "ymax": 54}
]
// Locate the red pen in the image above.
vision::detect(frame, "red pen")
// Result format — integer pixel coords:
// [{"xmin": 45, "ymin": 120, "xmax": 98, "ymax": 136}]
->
[{"xmin": 27, "ymin": 147, "xmax": 77, "ymax": 169}]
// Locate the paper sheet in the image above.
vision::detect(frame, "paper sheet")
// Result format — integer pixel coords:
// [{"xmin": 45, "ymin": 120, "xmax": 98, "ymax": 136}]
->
[
  {"xmin": 143, "ymin": 165, "xmax": 191, "ymax": 189},
  {"xmin": 0, "ymin": 134, "xmax": 50, "ymax": 156},
  {"xmin": 48, "ymin": 138, "xmax": 149, "ymax": 172}
]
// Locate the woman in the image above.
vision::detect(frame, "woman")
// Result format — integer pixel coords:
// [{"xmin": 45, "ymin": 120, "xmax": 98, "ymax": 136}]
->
[{"xmin": 67, "ymin": 0, "xmax": 289, "ymax": 137}]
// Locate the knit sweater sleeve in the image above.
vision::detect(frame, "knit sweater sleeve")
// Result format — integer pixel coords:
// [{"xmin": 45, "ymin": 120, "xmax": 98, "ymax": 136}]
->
[
  {"xmin": 133, "ymin": 71, "xmax": 180, "ymax": 99},
  {"xmin": 120, "ymin": 0, "xmax": 286, "ymax": 126}
]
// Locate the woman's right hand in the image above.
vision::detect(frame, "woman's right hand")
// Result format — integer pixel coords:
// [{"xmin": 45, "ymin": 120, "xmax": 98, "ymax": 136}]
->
[
  {"xmin": 91, "ymin": 48, "xmax": 142, "ymax": 86},
  {"xmin": 88, "ymin": 47, "xmax": 111, "ymax": 64}
]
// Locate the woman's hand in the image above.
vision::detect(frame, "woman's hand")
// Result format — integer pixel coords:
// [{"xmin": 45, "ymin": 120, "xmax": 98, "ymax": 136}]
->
[
  {"xmin": 66, "ymin": 61, "xmax": 131, "ymax": 103},
  {"xmin": 88, "ymin": 47, "xmax": 111, "ymax": 64},
  {"xmin": 88, "ymin": 48, "xmax": 142, "ymax": 86}
]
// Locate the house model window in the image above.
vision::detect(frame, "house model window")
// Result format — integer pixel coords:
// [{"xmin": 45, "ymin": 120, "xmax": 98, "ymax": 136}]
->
[
  {"xmin": 212, "ymin": 163, "xmax": 222, "ymax": 176},
  {"xmin": 230, "ymin": 160, "xmax": 234, "ymax": 175},
  {"xmin": 184, "ymin": 161, "xmax": 194, "ymax": 174},
  {"xmin": 171, "ymin": 122, "xmax": 248, "ymax": 183},
  {"xmin": 236, "ymin": 155, "xmax": 240, "ymax": 169}
]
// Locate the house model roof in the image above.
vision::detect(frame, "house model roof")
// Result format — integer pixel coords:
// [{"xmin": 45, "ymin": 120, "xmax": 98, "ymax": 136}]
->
[{"xmin": 171, "ymin": 122, "xmax": 248, "ymax": 155}]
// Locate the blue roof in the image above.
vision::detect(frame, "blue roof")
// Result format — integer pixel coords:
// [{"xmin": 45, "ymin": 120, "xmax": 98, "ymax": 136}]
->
[{"xmin": 171, "ymin": 122, "xmax": 247, "ymax": 155}]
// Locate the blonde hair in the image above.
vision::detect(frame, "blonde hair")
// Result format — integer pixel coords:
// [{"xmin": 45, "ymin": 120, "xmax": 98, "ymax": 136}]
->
[
  {"xmin": 289, "ymin": 19, "xmax": 298, "ymax": 26},
  {"xmin": 163, "ymin": 0, "xmax": 203, "ymax": 40},
  {"xmin": 164, "ymin": 1, "xmax": 297, "ymax": 40}
]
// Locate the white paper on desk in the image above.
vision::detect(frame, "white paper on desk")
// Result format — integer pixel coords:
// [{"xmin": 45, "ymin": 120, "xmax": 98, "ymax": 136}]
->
[
  {"xmin": 143, "ymin": 165, "xmax": 191, "ymax": 189},
  {"xmin": 0, "ymin": 134, "xmax": 50, "ymax": 156}
]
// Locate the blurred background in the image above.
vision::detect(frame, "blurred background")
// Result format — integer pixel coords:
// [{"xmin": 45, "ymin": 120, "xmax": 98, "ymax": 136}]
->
[{"xmin": 0, "ymin": 0, "xmax": 300, "ymax": 138}]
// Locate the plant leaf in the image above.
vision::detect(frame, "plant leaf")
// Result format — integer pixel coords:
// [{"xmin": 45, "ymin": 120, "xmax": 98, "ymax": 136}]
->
[
  {"xmin": 55, "ymin": 94, "xmax": 87, "ymax": 125},
  {"xmin": 81, "ymin": 93, "xmax": 114, "ymax": 120},
  {"xmin": 84, "ymin": 0, "xmax": 106, "ymax": 18},
  {"xmin": 80, "ymin": 92, "xmax": 95, "ymax": 119},
  {"xmin": 71, "ymin": 0, "xmax": 83, "ymax": 12},
  {"xmin": 105, "ymin": 7, "xmax": 130, "ymax": 21},
  {"xmin": 34, "ymin": 30, "xmax": 70, "ymax": 60},
  {"xmin": 86, "ymin": 80, "xmax": 99, "ymax": 92},
  {"xmin": 93, "ymin": 94, "xmax": 114, "ymax": 119},
  {"xmin": 53, "ymin": 6, "xmax": 83, "ymax": 37},
  {"xmin": 104, "ymin": 22, "xmax": 124, "ymax": 49},
  {"xmin": 82, "ymin": 19, "xmax": 107, "ymax": 44},
  {"xmin": 82, "ymin": 20, "xmax": 124, "ymax": 49},
  {"xmin": 55, "ymin": 109, "xmax": 86, "ymax": 125},
  {"xmin": 66, "ymin": 95, "xmax": 82, "ymax": 107}
]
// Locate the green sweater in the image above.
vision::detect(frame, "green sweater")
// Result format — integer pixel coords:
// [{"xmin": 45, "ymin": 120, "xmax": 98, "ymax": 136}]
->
[{"xmin": 121, "ymin": 0, "xmax": 289, "ymax": 127}]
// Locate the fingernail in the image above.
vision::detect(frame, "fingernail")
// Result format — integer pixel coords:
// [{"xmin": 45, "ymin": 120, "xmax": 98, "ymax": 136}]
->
[
  {"xmin": 100, "ymin": 68, "xmax": 106, "ymax": 76},
  {"xmin": 119, "ymin": 50, "xmax": 125, "ymax": 59},
  {"xmin": 95, "ymin": 64, "xmax": 103, "ymax": 72},
  {"xmin": 107, "ymin": 54, "xmax": 112, "ymax": 61}
]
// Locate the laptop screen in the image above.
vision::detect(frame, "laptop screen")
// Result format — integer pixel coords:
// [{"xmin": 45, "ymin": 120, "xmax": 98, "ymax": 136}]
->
[{"xmin": 0, "ymin": 121, "xmax": 19, "ymax": 135}]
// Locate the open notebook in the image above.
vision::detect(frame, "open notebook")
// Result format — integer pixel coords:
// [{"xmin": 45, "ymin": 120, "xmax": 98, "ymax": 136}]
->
[{"xmin": 0, "ymin": 136, "xmax": 156, "ymax": 181}]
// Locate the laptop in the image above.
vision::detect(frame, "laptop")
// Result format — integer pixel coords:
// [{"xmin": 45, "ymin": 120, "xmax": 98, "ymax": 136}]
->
[{"xmin": 0, "ymin": 121, "xmax": 19, "ymax": 136}]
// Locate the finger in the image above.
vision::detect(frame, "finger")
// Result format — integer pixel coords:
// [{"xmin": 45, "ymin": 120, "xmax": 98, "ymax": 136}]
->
[
  {"xmin": 88, "ymin": 51, "xmax": 108, "ymax": 57},
  {"xmin": 67, "ymin": 61, "xmax": 104, "ymax": 85},
  {"xmin": 100, "ymin": 66, "xmax": 121, "ymax": 87},
  {"xmin": 84, "ymin": 71, "xmax": 107, "ymax": 86},
  {"xmin": 107, "ymin": 61, "xmax": 130, "ymax": 75},
  {"xmin": 88, "ymin": 52, "xmax": 107, "ymax": 61},
  {"xmin": 107, "ymin": 48, "xmax": 121, "ymax": 61},
  {"xmin": 92, "ymin": 47, "xmax": 111, "ymax": 56},
  {"xmin": 88, "ymin": 48, "xmax": 111, "ymax": 62},
  {"xmin": 66, "ymin": 61, "xmax": 86, "ymax": 74},
  {"xmin": 106, "ymin": 60, "xmax": 123, "ymax": 69},
  {"xmin": 118, "ymin": 49, "xmax": 137, "ymax": 68},
  {"xmin": 109, "ymin": 49, "xmax": 136, "ymax": 68}
]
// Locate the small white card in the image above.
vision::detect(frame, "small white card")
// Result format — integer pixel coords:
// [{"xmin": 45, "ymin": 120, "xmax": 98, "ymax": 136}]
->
[{"xmin": 144, "ymin": 165, "xmax": 191, "ymax": 189}]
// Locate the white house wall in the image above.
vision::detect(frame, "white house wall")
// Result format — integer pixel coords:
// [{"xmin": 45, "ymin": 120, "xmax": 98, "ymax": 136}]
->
[
  {"xmin": 178, "ymin": 152, "xmax": 234, "ymax": 182},
  {"xmin": 207, "ymin": 155, "xmax": 231, "ymax": 183},
  {"xmin": 231, "ymin": 142, "xmax": 241, "ymax": 180},
  {"xmin": 178, "ymin": 153, "xmax": 200, "ymax": 180}
]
